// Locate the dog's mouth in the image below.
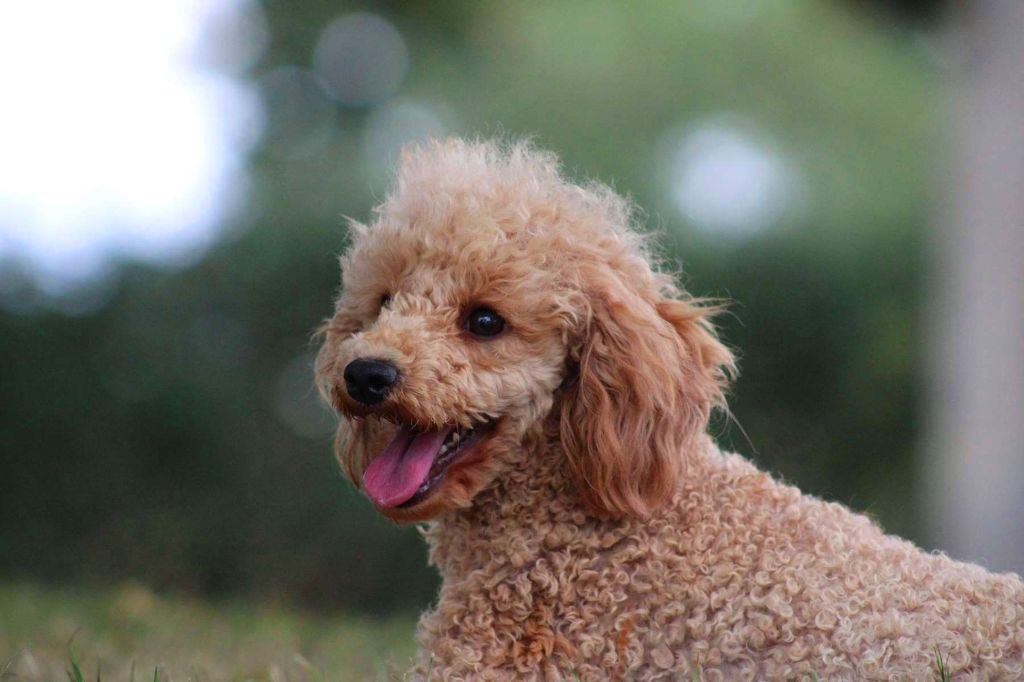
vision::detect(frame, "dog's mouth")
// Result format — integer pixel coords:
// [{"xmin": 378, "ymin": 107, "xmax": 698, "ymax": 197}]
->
[{"xmin": 362, "ymin": 418, "xmax": 498, "ymax": 509}]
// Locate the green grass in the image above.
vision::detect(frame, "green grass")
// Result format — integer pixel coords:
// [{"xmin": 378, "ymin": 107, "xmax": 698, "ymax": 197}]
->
[{"xmin": 0, "ymin": 582, "xmax": 417, "ymax": 681}]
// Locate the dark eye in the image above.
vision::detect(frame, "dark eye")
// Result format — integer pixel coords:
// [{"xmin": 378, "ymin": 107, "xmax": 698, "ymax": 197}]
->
[
  {"xmin": 466, "ymin": 307, "xmax": 505, "ymax": 338},
  {"xmin": 379, "ymin": 294, "xmax": 391, "ymax": 310}
]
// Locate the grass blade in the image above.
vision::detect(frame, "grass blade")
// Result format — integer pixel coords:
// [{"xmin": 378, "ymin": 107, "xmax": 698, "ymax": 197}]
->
[
  {"xmin": 66, "ymin": 648, "xmax": 84, "ymax": 682},
  {"xmin": 934, "ymin": 646, "xmax": 950, "ymax": 682}
]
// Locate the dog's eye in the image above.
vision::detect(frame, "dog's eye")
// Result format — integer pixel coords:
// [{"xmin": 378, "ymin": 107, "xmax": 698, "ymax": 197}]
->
[
  {"xmin": 379, "ymin": 294, "xmax": 391, "ymax": 310},
  {"xmin": 466, "ymin": 307, "xmax": 505, "ymax": 338}
]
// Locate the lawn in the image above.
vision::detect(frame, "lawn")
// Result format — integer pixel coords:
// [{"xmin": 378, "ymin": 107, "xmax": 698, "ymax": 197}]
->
[{"xmin": 0, "ymin": 583, "xmax": 418, "ymax": 681}]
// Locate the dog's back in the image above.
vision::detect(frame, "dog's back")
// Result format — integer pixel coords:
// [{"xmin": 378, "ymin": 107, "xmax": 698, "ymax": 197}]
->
[{"xmin": 415, "ymin": 440, "xmax": 1024, "ymax": 680}]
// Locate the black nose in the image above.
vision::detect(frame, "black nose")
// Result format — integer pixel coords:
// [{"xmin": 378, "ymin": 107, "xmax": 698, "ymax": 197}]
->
[{"xmin": 343, "ymin": 358, "xmax": 399, "ymax": 405}]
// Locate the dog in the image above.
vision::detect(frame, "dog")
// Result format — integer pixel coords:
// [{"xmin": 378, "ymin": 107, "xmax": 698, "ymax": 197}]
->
[{"xmin": 315, "ymin": 139, "xmax": 1024, "ymax": 680}]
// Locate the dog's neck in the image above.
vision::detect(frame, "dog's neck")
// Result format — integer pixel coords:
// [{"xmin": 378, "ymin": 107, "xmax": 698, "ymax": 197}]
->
[
  {"xmin": 424, "ymin": 433, "xmax": 570, "ymax": 573},
  {"xmin": 423, "ymin": 428, "xmax": 718, "ymax": 579}
]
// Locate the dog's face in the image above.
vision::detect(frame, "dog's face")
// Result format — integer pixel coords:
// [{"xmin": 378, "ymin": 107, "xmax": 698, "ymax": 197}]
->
[
  {"xmin": 316, "ymin": 141, "xmax": 733, "ymax": 522},
  {"xmin": 317, "ymin": 205, "xmax": 571, "ymax": 522}
]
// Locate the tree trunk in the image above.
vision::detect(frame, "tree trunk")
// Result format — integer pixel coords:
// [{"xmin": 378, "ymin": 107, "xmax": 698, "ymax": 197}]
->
[{"xmin": 927, "ymin": 0, "xmax": 1024, "ymax": 573}]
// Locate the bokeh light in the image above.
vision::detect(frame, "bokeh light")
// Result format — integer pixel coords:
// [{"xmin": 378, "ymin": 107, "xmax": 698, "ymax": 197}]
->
[
  {"xmin": 312, "ymin": 13, "xmax": 408, "ymax": 108},
  {"xmin": 258, "ymin": 66, "xmax": 337, "ymax": 160},
  {"xmin": 0, "ymin": 0, "xmax": 265, "ymax": 293},
  {"xmin": 275, "ymin": 353, "xmax": 338, "ymax": 440},
  {"xmin": 664, "ymin": 118, "xmax": 802, "ymax": 236},
  {"xmin": 362, "ymin": 99, "xmax": 448, "ymax": 186}
]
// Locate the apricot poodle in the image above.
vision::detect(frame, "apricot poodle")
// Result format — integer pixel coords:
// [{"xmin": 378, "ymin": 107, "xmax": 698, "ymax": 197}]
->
[{"xmin": 315, "ymin": 139, "xmax": 1024, "ymax": 680}]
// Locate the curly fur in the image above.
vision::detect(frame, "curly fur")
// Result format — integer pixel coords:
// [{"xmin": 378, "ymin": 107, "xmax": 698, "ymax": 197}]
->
[{"xmin": 316, "ymin": 138, "xmax": 1024, "ymax": 680}]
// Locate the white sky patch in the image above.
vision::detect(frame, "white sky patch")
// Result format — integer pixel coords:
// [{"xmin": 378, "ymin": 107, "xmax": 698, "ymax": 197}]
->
[
  {"xmin": 665, "ymin": 118, "xmax": 801, "ymax": 237},
  {"xmin": 0, "ymin": 0, "xmax": 264, "ymax": 293}
]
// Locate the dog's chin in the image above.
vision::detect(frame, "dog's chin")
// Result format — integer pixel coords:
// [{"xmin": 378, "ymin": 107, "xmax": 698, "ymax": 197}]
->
[
  {"xmin": 375, "ymin": 466, "xmax": 493, "ymax": 522},
  {"xmin": 362, "ymin": 417, "xmax": 506, "ymax": 524}
]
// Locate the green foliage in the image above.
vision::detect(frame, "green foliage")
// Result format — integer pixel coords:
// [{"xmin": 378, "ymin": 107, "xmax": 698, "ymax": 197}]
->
[{"xmin": 0, "ymin": 0, "xmax": 938, "ymax": 613}]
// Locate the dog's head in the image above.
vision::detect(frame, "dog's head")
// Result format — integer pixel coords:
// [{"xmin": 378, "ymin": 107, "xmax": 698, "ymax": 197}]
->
[{"xmin": 316, "ymin": 139, "xmax": 734, "ymax": 522}]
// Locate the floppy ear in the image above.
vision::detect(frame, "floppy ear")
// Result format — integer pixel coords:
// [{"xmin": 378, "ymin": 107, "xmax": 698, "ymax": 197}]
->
[{"xmin": 559, "ymin": 270, "xmax": 734, "ymax": 518}]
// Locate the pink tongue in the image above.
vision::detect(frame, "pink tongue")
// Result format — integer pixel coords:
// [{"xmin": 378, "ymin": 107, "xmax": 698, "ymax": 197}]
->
[{"xmin": 362, "ymin": 425, "xmax": 453, "ymax": 508}]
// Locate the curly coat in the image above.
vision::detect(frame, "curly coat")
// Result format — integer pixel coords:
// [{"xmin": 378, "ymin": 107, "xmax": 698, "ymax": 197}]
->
[{"xmin": 316, "ymin": 139, "xmax": 1024, "ymax": 680}]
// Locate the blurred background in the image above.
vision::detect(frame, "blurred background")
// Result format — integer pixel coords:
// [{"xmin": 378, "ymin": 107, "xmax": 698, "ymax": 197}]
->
[{"xmin": 1, "ymin": 0, "xmax": 1022, "ymax": 674}]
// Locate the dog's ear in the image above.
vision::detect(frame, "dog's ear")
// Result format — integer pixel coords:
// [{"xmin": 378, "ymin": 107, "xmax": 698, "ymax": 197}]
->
[{"xmin": 559, "ymin": 268, "xmax": 734, "ymax": 518}]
